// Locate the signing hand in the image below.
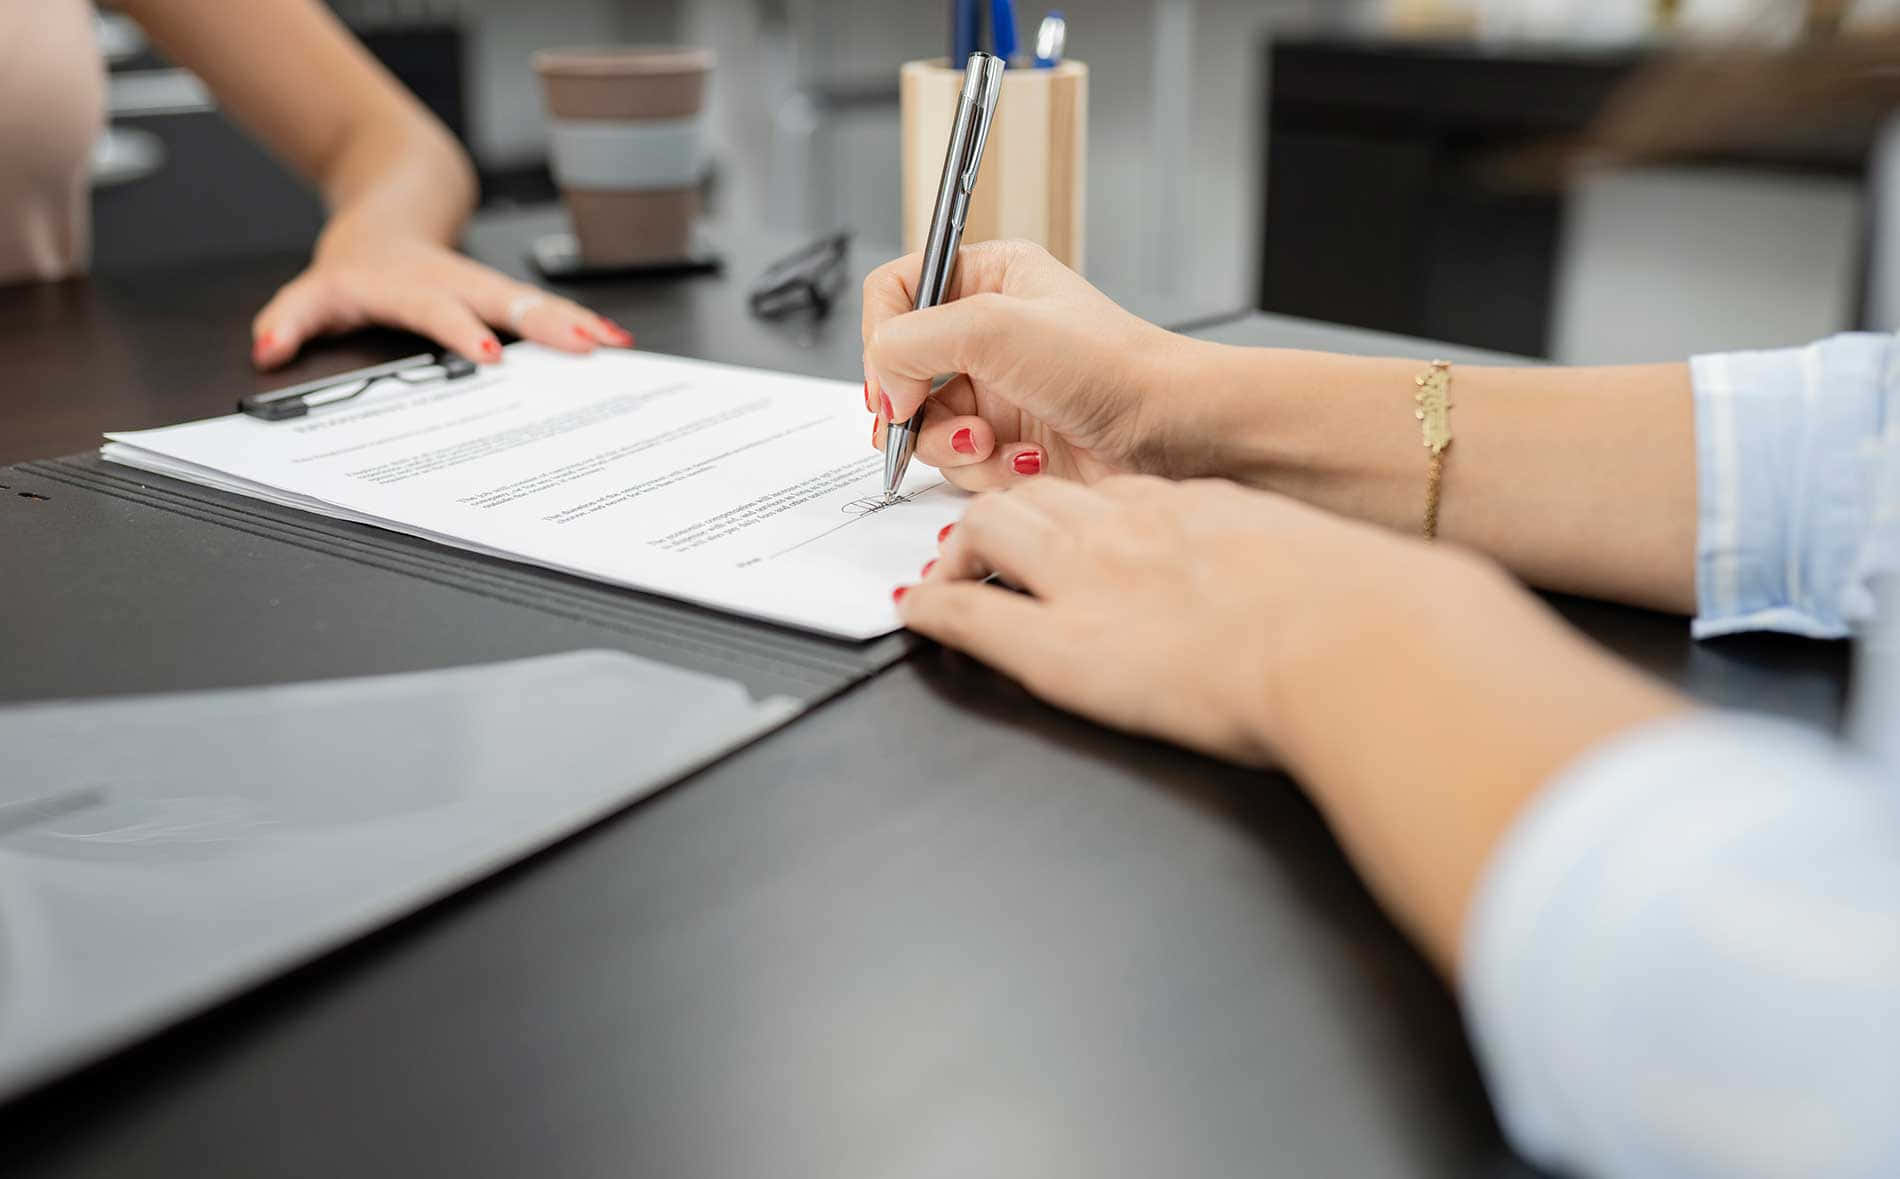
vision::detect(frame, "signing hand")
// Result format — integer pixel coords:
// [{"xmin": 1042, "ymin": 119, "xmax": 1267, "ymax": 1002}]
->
[
  {"xmin": 250, "ymin": 231, "xmax": 632, "ymax": 369},
  {"xmin": 861, "ymin": 240, "xmax": 1200, "ymax": 488}
]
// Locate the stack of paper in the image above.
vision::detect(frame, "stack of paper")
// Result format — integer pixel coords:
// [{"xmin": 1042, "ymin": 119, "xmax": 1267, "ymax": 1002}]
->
[{"xmin": 104, "ymin": 346, "xmax": 964, "ymax": 640}]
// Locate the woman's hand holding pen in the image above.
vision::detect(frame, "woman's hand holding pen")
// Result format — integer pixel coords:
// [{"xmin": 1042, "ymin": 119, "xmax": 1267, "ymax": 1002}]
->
[
  {"xmin": 862, "ymin": 240, "xmax": 1210, "ymax": 486},
  {"xmin": 864, "ymin": 238, "xmax": 1700, "ymax": 613},
  {"xmin": 250, "ymin": 222, "xmax": 632, "ymax": 370}
]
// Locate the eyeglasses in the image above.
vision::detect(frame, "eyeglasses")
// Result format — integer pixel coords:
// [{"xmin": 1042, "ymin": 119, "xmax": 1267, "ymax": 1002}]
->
[
  {"xmin": 749, "ymin": 232, "xmax": 852, "ymax": 320},
  {"xmin": 238, "ymin": 352, "xmax": 478, "ymax": 421}
]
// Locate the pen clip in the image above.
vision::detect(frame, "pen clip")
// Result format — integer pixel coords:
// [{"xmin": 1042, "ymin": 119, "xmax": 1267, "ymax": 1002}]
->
[
  {"xmin": 238, "ymin": 352, "xmax": 478, "ymax": 421},
  {"xmin": 958, "ymin": 56, "xmax": 1007, "ymax": 194}
]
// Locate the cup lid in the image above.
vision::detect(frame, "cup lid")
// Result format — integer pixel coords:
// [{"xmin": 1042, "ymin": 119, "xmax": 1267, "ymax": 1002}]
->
[{"xmin": 533, "ymin": 47, "xmax": 715, "ymax": 77}]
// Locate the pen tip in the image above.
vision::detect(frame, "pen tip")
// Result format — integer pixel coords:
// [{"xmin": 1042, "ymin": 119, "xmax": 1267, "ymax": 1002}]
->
[{"xmin": 882, "ymin": 490, "xmax": 897, "ymax": 505}]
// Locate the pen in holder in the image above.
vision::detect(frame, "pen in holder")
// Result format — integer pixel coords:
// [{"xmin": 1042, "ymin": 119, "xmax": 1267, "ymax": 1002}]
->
[{"xmin": 900, "ymin": 58, "xmax": 1088, "ymax": 272}]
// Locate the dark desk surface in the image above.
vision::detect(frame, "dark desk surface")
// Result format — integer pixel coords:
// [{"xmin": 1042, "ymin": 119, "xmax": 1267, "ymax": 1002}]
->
[{"xmin": 0, "ymin": 211, "xmax": 1847, "ymax": 1178}]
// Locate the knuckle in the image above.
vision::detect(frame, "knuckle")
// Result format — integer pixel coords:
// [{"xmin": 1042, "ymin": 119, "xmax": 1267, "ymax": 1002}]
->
[
  {"xmin": 955, "ymin": 294, "xmax": 1015, "ymax": 357},
  {"xmin": 960, "ymin": 291, "xmax": 1009, "ymax": 324},
  {"xmin": 919, "ymin": 587, "xmax": 973, "ymax": 644},
  {"xmin": 1002, "ymin": 238, "xmax": 1050, "ymax": 263},
  {"xmin": 863, "ymin": 256, "xmax": 910, "ymax": 299},
  {"xmin": 942, "ymin": 467, "xmax": 992, "ymax": 493},
  {"xmin": 960, "ymin": 492, "xmax": 1006, "ymax": 533}
]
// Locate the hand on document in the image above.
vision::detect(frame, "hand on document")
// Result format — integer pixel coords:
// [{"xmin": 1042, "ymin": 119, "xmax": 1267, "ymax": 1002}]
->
[
  {"xmin": 250, "ymin": 234, "xmax": 631, "ymax": 370},
  {"xmin": 861, "ymin": 240, "xmax": 1196, "ymax": 490},
  {"xmin": 103, "ymin": 347, "xmax": 965, "ymax": 639}
]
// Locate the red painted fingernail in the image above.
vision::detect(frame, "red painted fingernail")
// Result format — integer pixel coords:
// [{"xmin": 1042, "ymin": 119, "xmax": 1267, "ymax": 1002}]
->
[
  {"xmin": 863, "ymin": 379, "xmax": 872, "ymax": 412},
  {"xmin": 892, "ymin": 586, "xmax": 910, "ymax": 603},
  {"xmin": 921, "ymin": 559, "xmax": 938, "ymax": 577},
  {"xmin": 938, "ymin": 523, "xmax": 955, "ymax": 543},
  {"xmin": 1012, "ymin": 450, "xmax": 1042, "ymax": 476},
  {"xmin": 572, "ymin": 325, "xmax": 591, "ymax": 343},
  {"xmin": 879, "ymin": 393, "xmax": 894, "ymax": 421},
  {"xmin": 951, "ymin": 427, "xmax": 976, "ymax": 455},
  {"xmin": 603, "ymin": 319, "xmax": 632, "ymax": 344},
  {"xmin": 255, "ymin": 330, "xmax": 275, "ymax": 351},
  {"xmin": 481, "ymin": 338, "xmax": 502, "ymax": 359}
]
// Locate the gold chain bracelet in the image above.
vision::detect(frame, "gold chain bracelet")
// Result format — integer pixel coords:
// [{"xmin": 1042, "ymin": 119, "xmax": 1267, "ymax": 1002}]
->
[{"xmin": 1413, "ymin": 360, "xmax": 1453, "ymax": 540}]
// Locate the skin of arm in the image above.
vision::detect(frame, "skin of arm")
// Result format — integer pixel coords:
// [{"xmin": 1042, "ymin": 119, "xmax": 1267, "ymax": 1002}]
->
[
  {"xmin": 115, "ymin": 0, "xmax": 630, "ymax": 365},
  {"xmin": 1176, "ymin": 345, "xmax": 1699, "ymax": 615},
  {"xmin": 119, "ymin": 0, "xmax": 475, "ymax": 246}
]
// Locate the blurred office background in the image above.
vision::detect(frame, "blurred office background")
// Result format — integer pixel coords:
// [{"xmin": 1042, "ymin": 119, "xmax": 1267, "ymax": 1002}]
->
[{"xmin": 91, "ymin": 0, "xmax": 1895, "ymax": 362}]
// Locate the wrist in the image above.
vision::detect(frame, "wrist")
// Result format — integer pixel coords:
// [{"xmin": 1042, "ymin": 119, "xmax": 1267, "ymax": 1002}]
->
[
  {"xmin": 1260, "ymin": 537, "xmax": 1472, "ymax": 776},
  {"xmin": 314, "ymin": 201, "xmax": 461, "ymax": 265},
  {"xmin": 313, "ymin": 215, "xmax": 389, "ymax": 264},
  {"xmin": 1128, "ymin": 336, "xmax": 1268, "ymax": 480},
  {"xmin": 1188, "ymin": 346, "xmax": 1432, "ymax": 531},
  {"xmin": 1257, "ymin": 546, "xmax": 1689, "ymax": 967}
]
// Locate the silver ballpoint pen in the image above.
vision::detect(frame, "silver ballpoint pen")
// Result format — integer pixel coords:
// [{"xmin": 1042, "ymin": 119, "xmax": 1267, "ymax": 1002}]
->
[{"xmin": 882, "ymin": 50, "xmax": 1007, "ymax": 503}]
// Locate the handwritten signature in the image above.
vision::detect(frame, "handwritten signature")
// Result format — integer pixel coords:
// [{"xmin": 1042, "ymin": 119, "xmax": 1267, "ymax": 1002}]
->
[{"xmin": 841, "ymin": 493, "xmax": 915, "ymax": 516}]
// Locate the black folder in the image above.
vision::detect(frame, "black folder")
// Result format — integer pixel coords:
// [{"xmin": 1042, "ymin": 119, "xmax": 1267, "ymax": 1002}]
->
[{"xmin": 0, "ymin": 453, "xmax": 911, "ymax": 705}]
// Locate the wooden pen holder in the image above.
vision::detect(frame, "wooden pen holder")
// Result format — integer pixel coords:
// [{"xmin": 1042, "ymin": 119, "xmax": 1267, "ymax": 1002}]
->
[{"xmin": 900, "ymin": 59, "xmax": 1088, "ymax": 272}]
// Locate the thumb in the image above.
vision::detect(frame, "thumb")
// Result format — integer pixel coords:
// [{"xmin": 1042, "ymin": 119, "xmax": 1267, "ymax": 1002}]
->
[
  {"xmin": 251, "ymin": 273, "xmax": 335, "ymax": 370},
  {"xmin": 865, "ymin": 292, "xmax": 1021, "ymax": 421}
]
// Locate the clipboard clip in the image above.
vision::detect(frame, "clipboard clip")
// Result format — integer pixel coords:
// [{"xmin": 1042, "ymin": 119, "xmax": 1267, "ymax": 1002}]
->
[{"xmin": 238, "ymin": 351, "xmax": 478, "ymax": 421}]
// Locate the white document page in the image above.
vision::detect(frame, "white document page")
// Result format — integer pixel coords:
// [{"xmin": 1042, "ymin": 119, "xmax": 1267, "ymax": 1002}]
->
[{"xmin": 102, "ymin": 345, "xmax": 965, "ymax": 640}]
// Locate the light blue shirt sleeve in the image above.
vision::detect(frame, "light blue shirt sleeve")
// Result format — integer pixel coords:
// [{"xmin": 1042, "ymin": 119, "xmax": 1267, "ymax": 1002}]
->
[
  {"xmin": 1462, "ymin": 713, "xmax": 1900, "ymax": 1179},
  {"xmin": 1690, "ymin": 333, "xmax": 1898, "ymax": 638},
  {"xmin": 1461, "ymin": 334, "xmax": 1900, "ymax": 1176}
]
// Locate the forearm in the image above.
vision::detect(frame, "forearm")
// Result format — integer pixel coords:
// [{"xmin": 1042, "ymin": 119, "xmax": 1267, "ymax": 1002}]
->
[
  {"xmin": 1167, "ymin": 341, "xmax": 1698, "ymax": 614},
  {"xmin": 1267, "ymin": 549, "xmax": 1690, "ymax": 976},
  {"xmin": 312, "ymin": 114, "xmax": 475, "ymax": 254},
  {"xmin": 125, "ymin": 0, "xmax": 476, "ymax": 251}
]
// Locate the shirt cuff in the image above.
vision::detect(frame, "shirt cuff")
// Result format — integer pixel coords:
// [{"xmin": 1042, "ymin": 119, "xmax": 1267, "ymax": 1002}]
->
[
  {"xmin": 1458, "ymin": 711, "xmax": 1878, "ymax": 1175},
  {"xmin": 1690, "ymin": 334, "xmax": 1895, "ymax": 640}
]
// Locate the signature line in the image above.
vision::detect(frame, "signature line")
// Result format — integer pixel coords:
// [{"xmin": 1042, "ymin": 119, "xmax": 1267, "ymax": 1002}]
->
[{"xmin": 761, "ymin": 480, "xmax": 946, "ymax": 562}]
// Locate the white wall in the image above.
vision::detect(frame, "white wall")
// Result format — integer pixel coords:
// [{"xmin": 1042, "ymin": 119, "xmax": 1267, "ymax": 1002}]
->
[{"xmin": 1552, "ymin": 167, "xmax": 1862, "ymax": 364}]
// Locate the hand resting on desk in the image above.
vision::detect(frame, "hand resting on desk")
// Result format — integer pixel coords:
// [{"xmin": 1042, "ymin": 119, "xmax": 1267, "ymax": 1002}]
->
[
  {"xmin": 893, "ymin": 474, "xmax": 1685, "ymax": 975},
  {"xmin": 103, "ymin": 0, "xmax": 633, "ymax": 372},
  {"xmin": 251, "ymin": 226, "xmax": 632, "ymax": 371}
]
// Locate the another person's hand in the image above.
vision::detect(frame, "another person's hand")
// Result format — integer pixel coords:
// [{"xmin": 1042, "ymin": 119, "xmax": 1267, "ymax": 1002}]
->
[
  {"xmin": 861, "ymin": 240, "xmax": 1202, "ymax": 489},
  {"xmin": 250, "ymin": 228, "xmax": 632, "ymax": 369}
]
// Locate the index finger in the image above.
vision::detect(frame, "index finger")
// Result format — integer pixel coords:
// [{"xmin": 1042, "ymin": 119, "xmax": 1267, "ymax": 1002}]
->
[
  {"xmin": 858, "ymin": 240, "xmax": 1029, "ymax": 354},
  {"xmin": 896, "ymin": 579, "xmax": 1056, "ymax": 686}
]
